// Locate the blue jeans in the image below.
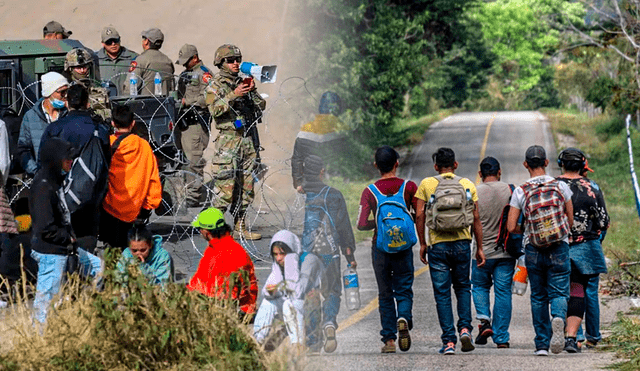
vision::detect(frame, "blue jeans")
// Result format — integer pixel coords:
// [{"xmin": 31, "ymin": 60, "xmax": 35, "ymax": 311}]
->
[
  {"xmin": 31, "ymin": 249, "xmax": 102, "ymax": 324},
  {"xmin": 428, "ymin": 240, "xmax": 472, "ymax": 344},
  {"xmin": 525, "ymin": 242, "xmax": 570, "ymax": 350},
  {"xmin": 372, "ymin": 247, "xmax": 414, "ymax": 343},
  {"xmin": 577, "ymin": 275, "xmax": 601, "ymax": 343},
  {"xmin": 472, "ymin": 258, "xmax": 515, "ymax": 344}
]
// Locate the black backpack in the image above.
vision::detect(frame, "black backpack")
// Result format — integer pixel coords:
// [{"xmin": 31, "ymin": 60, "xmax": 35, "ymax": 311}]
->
[
  {"xmin": 62, "ymin": 129, "xmax": 128, "ymax": 214},
  {"xmin": 495, "ymin": 184, "xmax": 524, "ymax": 258}
]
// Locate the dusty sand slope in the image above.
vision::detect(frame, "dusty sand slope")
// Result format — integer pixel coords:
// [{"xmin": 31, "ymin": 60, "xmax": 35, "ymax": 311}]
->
[{"xmin": 1, "ymin": 0, "xmax": 321, "ymax": 195}]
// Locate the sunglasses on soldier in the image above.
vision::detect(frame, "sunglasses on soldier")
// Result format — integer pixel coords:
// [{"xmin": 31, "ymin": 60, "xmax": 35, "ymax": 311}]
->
[
  {"xmin": 104, "ymin": 38, "xmax": 120, "ymax": 46},
  {"xmin": 224, "ymin": 56, "xmax": 242, "ymax": 64}
]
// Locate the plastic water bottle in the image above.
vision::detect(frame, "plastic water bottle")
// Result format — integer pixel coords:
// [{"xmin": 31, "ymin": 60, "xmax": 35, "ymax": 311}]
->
[
  {"xmin": 129, "ymin": 72, "xmax": 138, "ymax": 96},
  {"xmin": 154, "ymin": 72, "xmax": 162, "ymax": 95},
  {"xmin": 343, "ymin": 264, "xmax": 361, "ymax": 310},
  {"xmin": 512, "ymin": 255, "xmax": 528, "ymax": 295}
]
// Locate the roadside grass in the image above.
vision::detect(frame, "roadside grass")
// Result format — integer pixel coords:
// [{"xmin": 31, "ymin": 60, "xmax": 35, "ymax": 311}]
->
[
  {"xmin": 0, "ymin": 250, "xmax": 298, "ymax": 371},
  {"xmin": 603, "ymin": 311, "xmax": 640, "ymax": 370},
  {"xmin": 541, "ymin": 109, "xmax": 640, "ymax": 264}
]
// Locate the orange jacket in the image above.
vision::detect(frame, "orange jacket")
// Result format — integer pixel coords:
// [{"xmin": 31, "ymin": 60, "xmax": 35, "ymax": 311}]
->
[
  {"xmin": 187, "ymin": 235, "xmax": 258, "ymax": 314},
  {"xmin": 102, "ymin": 133, "xmax": 162, "ymax": 223}
]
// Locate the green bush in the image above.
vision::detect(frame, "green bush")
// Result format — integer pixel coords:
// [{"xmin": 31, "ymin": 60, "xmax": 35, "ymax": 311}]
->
[{"xmin": 0, "ymin": 250, "xmax": 291, "ymax": 371}]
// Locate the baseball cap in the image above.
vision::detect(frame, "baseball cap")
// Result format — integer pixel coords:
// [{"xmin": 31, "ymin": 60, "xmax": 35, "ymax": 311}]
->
[
  {"xmin": 101, "ymin": 26, "xmax": 121, "ymax": 43},
  {"xmin": 141, "ymin": 28, "xmax": 164, "ymax": 44},
  {"xmin": 176, "ymin": 44, "xmax": 198, "ymax": 65},
  {"xmin": 43, "ymin": 21, "xmax": 72, "ymax": 38},
  {"xmin": 192, "ymin": 208, "xmax": 226, "ymax": 230},
  {"xmin": 479, "ymin": 156, "xmax": 500, "ymax": 175},
  {"xmin": 525, "ymin": 145, "xmax": 546, "ymax": 162}
]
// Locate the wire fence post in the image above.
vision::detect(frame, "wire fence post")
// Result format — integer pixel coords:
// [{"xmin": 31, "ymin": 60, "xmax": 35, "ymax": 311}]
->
[{"xmin": 625, "ymin": 114, "xmax": 640, "ymax": 221}]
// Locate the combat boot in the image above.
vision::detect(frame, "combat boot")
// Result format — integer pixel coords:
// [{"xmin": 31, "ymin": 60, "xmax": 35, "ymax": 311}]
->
[{"xmin": 234, "ymin": 221, "xmax": 262, "ymax": 240}]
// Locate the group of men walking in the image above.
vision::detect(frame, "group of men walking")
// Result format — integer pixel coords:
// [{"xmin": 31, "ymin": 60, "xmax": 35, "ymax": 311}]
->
[{"xmin": 355, "ymin": 144, "xmax": 608, "ymax": 356}]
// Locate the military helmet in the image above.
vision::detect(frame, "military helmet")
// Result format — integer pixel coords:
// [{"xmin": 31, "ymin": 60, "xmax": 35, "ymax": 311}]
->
[
  {"xmin": 64, "ymin": 48, "xmax": 93, "ymax": 71},
  {"xmin": 214, "ymin": 44, "xmax": 242, "ymax": 67}
]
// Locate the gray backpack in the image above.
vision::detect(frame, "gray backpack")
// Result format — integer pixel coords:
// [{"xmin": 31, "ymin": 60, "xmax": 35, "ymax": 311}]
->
[{"xmin": 425, "ymin": 175, "xmax": 474, "ymax": 232}]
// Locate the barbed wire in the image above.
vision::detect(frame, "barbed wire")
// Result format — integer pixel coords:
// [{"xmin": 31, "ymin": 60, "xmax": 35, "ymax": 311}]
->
[{"xmin": 6, "ymin": 68, "xmax": 323, "ymax": 276}]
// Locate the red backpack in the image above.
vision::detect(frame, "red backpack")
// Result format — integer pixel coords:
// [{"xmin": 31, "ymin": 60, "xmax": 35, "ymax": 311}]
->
[{"xmin": 521, "ymin": 180, "xmax": 569, "ymax": 249}]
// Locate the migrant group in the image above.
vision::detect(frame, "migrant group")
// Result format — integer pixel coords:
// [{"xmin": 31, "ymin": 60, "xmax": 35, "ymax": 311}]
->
[{"xmin": 0, "ymin": 20, "xmax": 609, "ymax": 358}]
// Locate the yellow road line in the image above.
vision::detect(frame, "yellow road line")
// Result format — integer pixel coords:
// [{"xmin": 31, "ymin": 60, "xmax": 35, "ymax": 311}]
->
[
  {"xmin": 475, "ymin": 112, "xmax": 497, "ymax": 184},
  {"xmin": 337, "ymin": 265, "xmax": 430, "ymax": 333}
]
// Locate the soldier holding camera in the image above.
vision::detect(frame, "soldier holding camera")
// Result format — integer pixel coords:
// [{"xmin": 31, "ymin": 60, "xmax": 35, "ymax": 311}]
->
[
  {"xmin": 204, "ymin": 44, "xmax": 265, "ymax": 241},
  {"xmin": 176, "ymin": 44, "xmax": 213, "ymax": 207}
]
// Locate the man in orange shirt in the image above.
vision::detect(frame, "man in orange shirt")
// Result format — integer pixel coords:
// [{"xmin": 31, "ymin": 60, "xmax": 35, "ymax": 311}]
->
[
  {"xmin": 187, "ymin": 207, "xmax": 258, "ymax": 316},
  {"xmin": 99, "ymin": 105, "xmax": 162, "ymax": 248}
]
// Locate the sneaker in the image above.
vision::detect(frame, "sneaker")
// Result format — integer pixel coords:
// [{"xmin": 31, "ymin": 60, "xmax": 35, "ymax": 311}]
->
[
  {"xmin": 323, "ymin": 325, "xmax": 337, "ymax": 353},
  {"xmin": 475, "ymin": 320, "xmax": 493, "ymax": 345},
  {"xmin": 397, "ymin": 317, "xmax": 411, "ymax": 352},
  {"xmin": 535, "ymin": 349, "xmax": 549, "ymax": 356},
  {"xmin": 564, "ymin": 338, "xmax": 581, "ymax": 353},
  {"xmin": 550, "ymin": 317, "xmax": 565, "ymax": 354},
  {"xmin": 459, "ymin": 328, "xmax": 475, "ymax": 352},
  {"xmin": 381, "ymin": 339, "xmax": 396, "ymax": 353},
  {"xmin": 439, "ymin": 342, "xmax": 455, "ymax": 355},
  {"xmin": 496, "ymin": 342, "xmax": 510, "ymax": 349}
]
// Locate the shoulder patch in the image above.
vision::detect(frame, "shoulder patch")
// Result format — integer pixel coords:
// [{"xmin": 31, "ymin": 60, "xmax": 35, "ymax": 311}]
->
[
  {"xmin": 200, "ymin": 65, "xmax": 210, "ymax": 73},
  {"xmin": 128, "ymin": 60, "xmax": 137, "ymax": 73},
  {"xmin": 203, "ymin": 72, "xmax": 212, "ymax": 84}
]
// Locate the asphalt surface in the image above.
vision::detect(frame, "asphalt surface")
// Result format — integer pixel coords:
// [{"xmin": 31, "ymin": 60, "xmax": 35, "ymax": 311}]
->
[
  {"xmin": 149, "ymin": 111, "xmax": 616, "ymax": 370},
  {"xmin": 303, "ymin": 111, "xmax": 615, "ymax": 371}
]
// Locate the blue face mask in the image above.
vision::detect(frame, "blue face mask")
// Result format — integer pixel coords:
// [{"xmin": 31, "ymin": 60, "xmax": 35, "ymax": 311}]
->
[{"xmin": 50, "ymin": 98, "xmax": 66, "ymax": 109}]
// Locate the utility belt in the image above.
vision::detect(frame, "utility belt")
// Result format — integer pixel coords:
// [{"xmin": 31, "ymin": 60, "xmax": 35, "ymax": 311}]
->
[{"xmin": 178, "ymin": 106, "xmax": 210, "ymax": 130}]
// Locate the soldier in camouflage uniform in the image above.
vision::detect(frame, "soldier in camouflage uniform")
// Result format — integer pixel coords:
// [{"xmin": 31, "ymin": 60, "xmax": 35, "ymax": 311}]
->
[
  {"xmin": 176, "ymin": 44, "xmax": 213, "ymax": 207},
  {"xmin": 64, "ymin": 48, "xmax": 111, "ymax": 122},
  {"xmin": 204, "ymin": 44, "xmax": 265, "ymax": 240}
]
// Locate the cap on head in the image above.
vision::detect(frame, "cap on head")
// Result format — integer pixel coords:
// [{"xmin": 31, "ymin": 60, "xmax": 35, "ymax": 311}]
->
[
  {"xmin": 64, "ymin": 48, "xmax": 93, "ymax": 71},
  {"xmin": 558, "ymin": 147, "xmax": 584, "ymax": 162},
  {"xmin": 176, "ymin": 44, "xmax": 198, "ymax": 65},
  {"xmin": 192, "ymin": 207, "xmax": 226, "ymax": 230},
  {"xmin": 141, "ymin": 28, "xmax": 164, "ymax": 47},
  {"xmin": 101, "ymin": 26, "xmax": 121, "ymax": 43},
  {"xmin": 41, "ymin": 71, "xmax": 69, "ymax": 97},
  {"xmin": 43, "ymin": 21, "xmax": 72, "ymax": 38},
  {"xmin": 214, "ymin": 44, "xmax": 242, "ymax": 67},
  {"xmin": 479, "ymin": 156, "xmax": 500, "ymax": 177},
  {"xmin": 525, "ymin": 145, "xmax": 546, "ymax": 161}
]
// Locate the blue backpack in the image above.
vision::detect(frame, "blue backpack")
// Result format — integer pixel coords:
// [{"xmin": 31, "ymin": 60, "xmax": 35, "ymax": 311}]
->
[{"xmin": 368, "ymin": 181, "xmax": 417, "ymax": 253}]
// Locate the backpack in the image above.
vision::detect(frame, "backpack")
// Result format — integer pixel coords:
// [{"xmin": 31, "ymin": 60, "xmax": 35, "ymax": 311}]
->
[
  {"xmin": 521, "ymin": 179, "xmax": 569, "ymax": 249},
  {"xmin": 63, "ymin": 131, "xmax": 128, "ymax": 214},
  {"xmin": 425, "ymin": 175, "xmax": 474, "ymax": 232},
  {"xmin": 304, "ymin": 186, "xmax": 339, "ymax": 264},
  {"xmin": 495, "ymin": 184, "xmax": 524, "ymax": 258},
  {"xmin": 368, "ymin": 180, "xmax": 417, "ymax": 253}
]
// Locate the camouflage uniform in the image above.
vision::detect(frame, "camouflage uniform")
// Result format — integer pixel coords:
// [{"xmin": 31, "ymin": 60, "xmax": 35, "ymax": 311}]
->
[
  {"xmin": 204, "ymin": 46, "xmax": 265, "ymax": 219},
  {"xmin": 64, "ymin": 48, "xmax": 111, "ymax": 121},
  {"xmin": 177, "ymin": 57, "xmax": 213, "ymax": 204}
]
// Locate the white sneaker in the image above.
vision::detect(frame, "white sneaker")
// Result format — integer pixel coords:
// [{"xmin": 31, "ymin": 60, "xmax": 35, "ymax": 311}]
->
[
  {"xmin": 535, "ymin": 349, "xmax": 549, "ymax": 356},
  {"xmin": 550, "ymin": 317, "xmax": 565, "ymax": 354}
]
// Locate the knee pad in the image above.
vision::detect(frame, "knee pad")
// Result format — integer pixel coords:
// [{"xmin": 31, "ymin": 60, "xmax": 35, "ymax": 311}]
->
[{"xmin": 567, "ymin": 296, "xmax": 585, "ymax": 319}]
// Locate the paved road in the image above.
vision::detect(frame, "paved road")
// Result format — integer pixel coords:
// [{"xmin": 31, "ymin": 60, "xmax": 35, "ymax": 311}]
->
[{"xmin": 305, "ymin": 111, "xmax": 615, "ymax": 371}]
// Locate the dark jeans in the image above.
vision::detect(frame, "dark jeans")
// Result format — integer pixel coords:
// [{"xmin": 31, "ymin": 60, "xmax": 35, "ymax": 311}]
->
[
  {"xmin": 320, "ymin": 256, "xmax": 342, "ymax": 329},
  {"xmin": 428, "ymin": 240, "xmax": 472, "ymax": 344},
  {"xmin": 372, "ymin": 247, "xmax": 414, "ymax": 343},
  {"xmin": 525, "ymin": 242, "xmax": 570, "ymax": 350}
]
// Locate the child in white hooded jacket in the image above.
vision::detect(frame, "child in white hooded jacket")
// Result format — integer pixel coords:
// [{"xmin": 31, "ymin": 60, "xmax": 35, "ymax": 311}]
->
[{"xmin": 253, "ymin": 230, "xmax": 321, "ymax": 346}]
